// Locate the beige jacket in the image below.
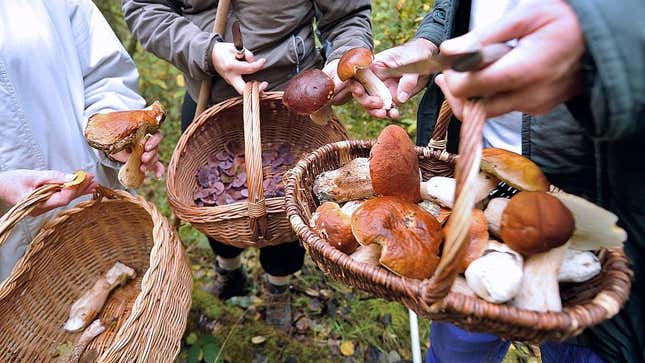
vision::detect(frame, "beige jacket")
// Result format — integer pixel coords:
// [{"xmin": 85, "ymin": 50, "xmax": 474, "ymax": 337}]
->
[{"xmin": 123, "ymin": 0, "xmax": 372, "ymax": 104}]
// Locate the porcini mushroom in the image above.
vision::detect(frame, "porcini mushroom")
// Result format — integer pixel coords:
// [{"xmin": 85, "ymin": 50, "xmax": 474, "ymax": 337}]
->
[
  {"xmin": 500, "ymin": 192, "xmax": 575, "ymax": 312},
  {"xmin": 283, "ymin": 68, "xmax": 335, "ymax": 125},
  {"xmin": 313, "ymin": 157, "xmax": 373, "ymax": 203},
  {"xmin": 481, "ymin": 148, "xmax": 549, "ymax": 192},
  {"xmin": 483, "ymin": 197, "xmax": 510, "ymax": 237},
  {"xmin": 369, "ymin": 125, "xmax": 421, "ymax": 203},
  {"xmin": 313, "ymin": 202, "xmax": 359, "ymax": 254},
  {"xmin": 451, "ymin": 209, "xmax": 490, "ymax": 273},
  {"xmin": 85, "ymin": 101, "xmax": 165, "ymax": 188},
  {"xmin": 350, "ymin": 243, "xmax": 382, "ymax": 266},
  {"xmin": 465, "ymin": 241, "xmax": 524, "ymax": 303},
  {"xmin": 351, "ymin": 196, "xmax": 442, "ymax": 280},
  {"xmin": 558, "ymin": 249, "xmax": 601, "ymax": 283},
  {"xmin": 337, "ymin": 47, "xmax": 393, "ymax": 110}
]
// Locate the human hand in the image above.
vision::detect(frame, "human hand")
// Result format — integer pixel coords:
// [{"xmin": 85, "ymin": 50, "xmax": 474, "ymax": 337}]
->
[
  {"xmin": 211, "ymin": 42, "xmax": 267, "ymax": 94},
  {"xmin": 344, "ymin": 38, "xmax": 436, "ymax": 119},
  {"xmin": 110, "ymin": 132, "xmax": 165, "ymax": 178},
  {"xmin": 0, "ymin": 170, "xmax": 98, "ymax": 217},
  {"xmin": 439, "ymin": 0, "xmax": 585, "ymax": 118}
]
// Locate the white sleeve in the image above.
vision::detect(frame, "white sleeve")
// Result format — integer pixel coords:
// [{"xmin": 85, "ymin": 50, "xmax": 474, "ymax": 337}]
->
[{"xmin": 70, "ymin": 0, "xmax": 147, "ymax": 169}]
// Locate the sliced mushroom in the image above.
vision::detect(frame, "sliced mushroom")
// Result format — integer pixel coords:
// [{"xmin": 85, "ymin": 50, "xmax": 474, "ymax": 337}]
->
[{"xmin": 465, "ymin": 241, "xmax": 523, "ymax": 303}]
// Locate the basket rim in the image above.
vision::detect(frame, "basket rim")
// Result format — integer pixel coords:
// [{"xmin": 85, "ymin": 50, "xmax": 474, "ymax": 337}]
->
[
  {"xmin": 0, "ymin": 187, "xmax": 193, "ymax": 361},
  {"xmin": 284, "ymin": 139, "xmax": 633, "ymax": 336}
]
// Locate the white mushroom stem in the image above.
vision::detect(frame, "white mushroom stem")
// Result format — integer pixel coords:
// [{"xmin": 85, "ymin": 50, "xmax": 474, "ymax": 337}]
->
[
  {"xmin": 465, "ymin": 241, "xmax": 523, "ymax": 303},
  {"xmin": 64, "ymin": 262, "xmax": 136, "ymax": 332},
  {"xmin": 355, "ymin": 68, "xmax": 393, "ymax": 110},
  {"xmin": 350, "ymin": 244, "xmax": 382, "ymax": 266},
  {"xmin": 69, "ymin": 319, "xmax": 105, "ymax": 363},
  {"xmin": 309, "ymin": 104, "xmax": 333, "ymax": 126},
  {"xmin": 450, "ymin": 276, "xmax": 476, "ymax": 297},
  {"xmin": 513, "ymin": 242, "xmax": 570, "ymax": 312},
  {"xmin": 558, "ymin": 249, "xmax": 601, "ymax": 283},
  {"xmin": 118, "ymin": 133, "xmax": 149, "ymax": 189},
  {"xmin": 420, "ymin": 176, "xmax": 455, "ymax": 208},
  {"xmin": 483, "ymin": 198, "xmax": 510, "ymax": 237}
]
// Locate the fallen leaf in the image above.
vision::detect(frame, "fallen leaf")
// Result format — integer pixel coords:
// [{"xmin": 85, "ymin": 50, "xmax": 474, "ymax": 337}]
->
[
  {"xmin": 340, "ymin": 341, "xmax": 355, "ymax": 356},
  {"xmin": 251, "ymin": 336, "xmax": 267, "ymax": 345},
  {"xmin": 305, "ymin": 288, "xmax": 320, "ymax": 297}
]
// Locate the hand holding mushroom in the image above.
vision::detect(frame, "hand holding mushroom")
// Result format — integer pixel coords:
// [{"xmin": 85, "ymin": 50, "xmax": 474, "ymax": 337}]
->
[{"xmin": 85, "ymin": 101, "xmax": 166, "ymax": 188}]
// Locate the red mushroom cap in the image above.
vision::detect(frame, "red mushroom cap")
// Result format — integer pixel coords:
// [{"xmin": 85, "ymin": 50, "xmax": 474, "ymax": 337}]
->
[{"xmin": 282, "ymin": 69, "xmax": 335, "ymax": 116}]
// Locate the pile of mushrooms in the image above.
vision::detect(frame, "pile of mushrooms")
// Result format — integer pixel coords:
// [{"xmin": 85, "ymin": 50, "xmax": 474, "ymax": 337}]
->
[
  {"xmin": 310, "ymin": 136, "xmax": 628, "ymax": 312},
  {"xmin": 85, "ymin": 101, "xmax": 165, "ymax": 188}
]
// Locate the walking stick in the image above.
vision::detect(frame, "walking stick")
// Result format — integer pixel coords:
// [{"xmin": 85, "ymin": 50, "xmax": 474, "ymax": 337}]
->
[
  {"xmin": 194, "ymin": 0, "xmax": 231, "ymax": 118},
  {"xmin": 409, "ymin": 309, "xmax": 422, "ymax": 363}
]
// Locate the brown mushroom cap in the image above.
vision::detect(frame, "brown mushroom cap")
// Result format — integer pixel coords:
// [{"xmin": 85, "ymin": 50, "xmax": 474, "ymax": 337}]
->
[
  {"xmin": 481, "ymin": 148, "xmax": 549, "ymax": 192},
  {"xmin": 314, "ymin": 202, "xmax": 359, "ymax": 254},
  {"xmin": 370, "ymin": 125, "xmax": 421, "ymax": 203},
  {"xmin": 453, "ymin": 209, "xmax": 490, "ymax": 273},
  {"xmin": 351, "ymin": 196, "xmax": 442, "ymax": 280},
  {"xmin": 85, "ymin": 101, "xmax": 165, "ymax": 154},
  {"xmin": 500, "ymin": 191, "xmax": 575, "ymax": 255},
  {"xmin": 337, "ymin": 47, "xmax": 374, "ymax": 81},
  {"xmin": 282, "ymin": 69, "xmax": 335, "ymax": 115}
]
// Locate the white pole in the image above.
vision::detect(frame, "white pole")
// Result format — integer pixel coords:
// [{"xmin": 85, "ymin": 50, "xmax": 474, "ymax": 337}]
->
[{"xmin": 409, "ymin": 309, "xmax": 422, "ymax": 363}]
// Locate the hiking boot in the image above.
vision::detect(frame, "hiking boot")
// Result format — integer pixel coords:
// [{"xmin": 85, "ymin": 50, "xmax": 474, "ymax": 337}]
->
[
  {"xmin": 203, "ymin": 265, "xmax": 249, "ymax": 300},
  {"xmin": 263, "ymin": 282, "xmax": 292, "ymax": 332}
]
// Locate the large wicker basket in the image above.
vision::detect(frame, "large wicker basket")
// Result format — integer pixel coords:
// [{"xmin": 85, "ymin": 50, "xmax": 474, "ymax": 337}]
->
[
  {"xmin": 285, "ymin": 100, "xmax": 633, "ymax": 343},
  {"xmin": 167, "ymin": 82, "xmax": 348, "ymax": 248},
  {"xmin": 0, "ymin": 184, "xmax": 192, "ymax": 362}
]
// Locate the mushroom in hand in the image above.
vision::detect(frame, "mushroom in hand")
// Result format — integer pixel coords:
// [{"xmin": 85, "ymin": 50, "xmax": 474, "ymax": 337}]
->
[
  {"xmin": 283, "ymin": 69, "xmax": 335, "ymax": 125},
  {"xmin": 501, "ymin": 192, "xmax": 575, "ymax": 312},
  {"xmin": 338, "ymin": 48, "xmax": 393, "ymax": 111},
  {"xmin": 85, "ymin": 101, "xmax": 165, "ymax": 188},
  {"xmin": 351, "ymin": 196, "xmax": 442, "ymax": 279},
  {"xmin": 465, "ymin": 241, "xmax": 523, "ymax": 303}
]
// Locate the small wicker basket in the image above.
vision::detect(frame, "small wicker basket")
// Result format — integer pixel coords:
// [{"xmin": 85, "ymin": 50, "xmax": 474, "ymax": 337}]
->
[
  {"xmin": 0, "ymin": 184, "xmax": 192, "ymax": 362},
  {"xmin": 285, "ymin": 100, "xmax": 633, "ymax": 343},
  {"xmin": 167, "ymin": 82, "xmax": 348, "ymax": 248}
]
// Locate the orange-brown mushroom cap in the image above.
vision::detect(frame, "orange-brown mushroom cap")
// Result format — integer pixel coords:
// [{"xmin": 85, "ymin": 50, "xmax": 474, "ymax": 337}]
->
[
  {"xmin": 337, "ymin": 48, "xmax": 374, "ymax": 82},
  {"xmin": 449, "ymin": 209, "xmax": 490, "ymax": 273},
  {"xmin": 314, "ymin": 202, "xmax": 359, "ymax": 254},
  {"xmin": 370, "ymin": 125, "xmax": 421, "ymax": 203},
  {"xmin": 500, "ymin": 191, "xmax": 575, "ymax": 255},
  {"xmin": 283, "ymin": 69, "xmax": 335, "ymax": 115},
  {"xmin": 85, "ymin": 101, "xmax": 165, "ymax": 154},
  {"xmin": 481, "ymin": 148, "xmax": 549, "ymax": 192},
  {"xmin": 351, "ymin": 196, "xmax": 442, "ymax": 280}
]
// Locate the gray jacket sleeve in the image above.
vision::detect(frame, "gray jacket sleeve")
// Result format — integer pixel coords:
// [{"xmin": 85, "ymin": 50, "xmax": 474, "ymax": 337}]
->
[
  {"xmin": 315, "ymin": 0, "xmax": 373, "ymax": 62},
  {"xmin": 122, "ymin": 0, "xmax": 217, "ymax": 81},
  {"xmin": 567, "ymin": 0, "xmax": 645, "ymax": 141},
  {"xmin": 414, "ymin": 0, "xmax": 455, "ymax": 46}
]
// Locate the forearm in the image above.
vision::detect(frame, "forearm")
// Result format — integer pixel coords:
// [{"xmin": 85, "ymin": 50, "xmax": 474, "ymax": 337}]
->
[
  {"xmin": 566, "ymin": 0, "xmax": 645, "ymax": 140},
  {"xmin": 122, "ymin": 0, "xmax": 217, "ymax": 80},
  {"xmin": 316, "ymin": 0, "xmax": 373, "ymax": 62},
  {"xmin": 415, "ymin": 0, "xmax": 456, "ymax": 46}
]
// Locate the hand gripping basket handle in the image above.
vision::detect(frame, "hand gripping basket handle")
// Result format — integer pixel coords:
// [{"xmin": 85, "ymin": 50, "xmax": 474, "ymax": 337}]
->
[
  {"xmin": 422, "ymin": 99, "xmax": 486, "ymax": 304},
  {"xmin": 0, "ymin": 183, "xmax": 118, "ymax": 248},
  {"xmin": 243, "ymin": 81, "xmax": 269, "ymax": 241}
]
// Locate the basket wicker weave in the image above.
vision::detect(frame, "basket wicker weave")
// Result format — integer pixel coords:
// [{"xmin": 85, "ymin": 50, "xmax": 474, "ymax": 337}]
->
[
  {"xmin": 0, "ymin": 184, "xmax": 192, "ymax": 362},
  {"xmin": 285, "ymin": 100, "xmax": 633, "ymax": 343},
  {"xmin": 167, "ymin": 82, "xmax": 348, "ymax": 248}
]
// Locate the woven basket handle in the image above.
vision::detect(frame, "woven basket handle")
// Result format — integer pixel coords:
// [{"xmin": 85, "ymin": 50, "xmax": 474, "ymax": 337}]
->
[
  {"xmin": 427, "ymin": 100, "xmax": 452, "ymax": 151},
  {"xmin": 0, "ymin": 183, "xmax": 62, "ymax": 248},
  {"xmin": 422, "ymin": 99, "xmax": 486, "ymax": 303},
  {"xmin": 243, "ymin": 81, "xmax": 269, "ymax": 241}
]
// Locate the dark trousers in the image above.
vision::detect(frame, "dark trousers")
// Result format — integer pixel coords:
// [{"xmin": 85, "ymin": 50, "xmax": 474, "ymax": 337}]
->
[{"xmin": 181, "ymin": 92, "xmax": 305, "ymax": 276}]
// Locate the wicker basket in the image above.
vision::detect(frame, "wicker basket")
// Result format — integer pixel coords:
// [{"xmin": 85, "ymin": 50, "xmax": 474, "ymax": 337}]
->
[
  {"xmin": 0, "ymin": 184, "xmax": 192, "ymax": 362},
  {"xmin": 167, "ymin": 82, "xmax": 348, "ymax": 248},
  {"xmin": 285, "ymin": 100, "xmax": 633, "ymax": 343}
]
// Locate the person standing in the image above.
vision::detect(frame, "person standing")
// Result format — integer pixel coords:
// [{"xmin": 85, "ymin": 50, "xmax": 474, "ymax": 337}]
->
[
  {"xmin": 122, "ymin": 0, "xmax": 373, "ymax": 330},
  {"xmin": 0, "ymin": 0, "xmax": 163, "ymax": 280}
]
